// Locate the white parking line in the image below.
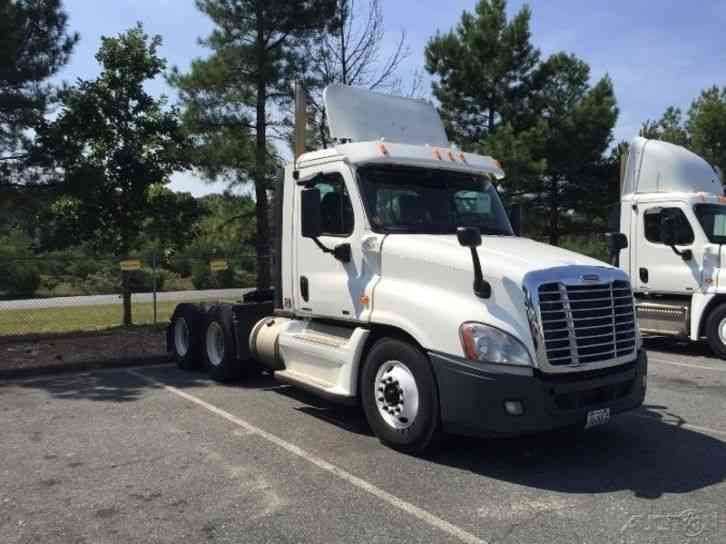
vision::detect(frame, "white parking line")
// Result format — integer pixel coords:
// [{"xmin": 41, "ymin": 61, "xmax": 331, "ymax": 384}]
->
[
  {"xmin": 648, "ymin": 356, "xmax": 726, "ymax": 372},
  {"xmin": 126, "ymin": 369, "xmax": 487, "ymax": 544}
]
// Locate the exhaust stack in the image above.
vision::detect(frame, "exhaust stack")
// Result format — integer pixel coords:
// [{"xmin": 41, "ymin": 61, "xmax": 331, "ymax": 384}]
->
[{"xmin": 294, "ymin": 81, "xmax": 307, "ymax": 160}]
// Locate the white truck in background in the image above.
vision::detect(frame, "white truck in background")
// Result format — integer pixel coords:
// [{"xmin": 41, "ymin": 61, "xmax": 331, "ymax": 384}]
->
[
  {"xmin": 608, "ymin": 137, "xmax": 726, "ymax": 357},
  {"xmin": 167, "ymin": 84, "xmax": 646, "ymax": 453}
]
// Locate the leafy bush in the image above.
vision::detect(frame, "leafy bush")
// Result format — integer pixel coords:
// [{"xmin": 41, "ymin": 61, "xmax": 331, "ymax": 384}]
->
[
  {"xmin": 162, "ymin": 273, "xmax": 194, "ymax": 292},
  {"xmin": 80, "ymin": 269, "xmax": 120, "ymax": 295},
  {"xmin": 191, "ymin": 261, "xmax": 237, "ymax": 289},
  {"xmin": 558, "ymin": 236, "xmax": 609, "ymax": 262},
  {"xmin": 0, "ymin": 262, "xmax": 42, "ymax": 297},
  {"xmin": 127, "ymin": 267, "xmax": 165, "ymax": 293},
  {"xmin": 0, "ymin": 230, "xmax": 41, "ymax": 298}
]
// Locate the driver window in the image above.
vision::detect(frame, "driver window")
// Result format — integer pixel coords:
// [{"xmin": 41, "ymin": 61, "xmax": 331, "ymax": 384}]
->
[
  {"xmin": 644, "ymin": 207, "xmax": 694, "ymax": 245},
  {"xmin": 313, "ymin": 173, "xmax": 354, "ymax": 237}
]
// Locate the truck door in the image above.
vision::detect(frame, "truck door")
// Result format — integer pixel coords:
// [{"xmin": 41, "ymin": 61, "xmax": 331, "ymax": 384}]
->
[
  {"xmin": 293, "ymin": 165, "xmax": 372, "ymax": 321},
  {"xmin": 633, "ymin": 203, "xmax": 701, "ymax": 293}
]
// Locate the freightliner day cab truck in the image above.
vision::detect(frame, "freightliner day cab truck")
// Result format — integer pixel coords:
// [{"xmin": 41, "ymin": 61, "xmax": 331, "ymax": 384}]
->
[
  {"xmin": 168, "ymin": 84, "xmax": 647, "ymax": 453},
  {"xmin": 608, "ymin": 137, "xmax": 726, "ymax": 358}
]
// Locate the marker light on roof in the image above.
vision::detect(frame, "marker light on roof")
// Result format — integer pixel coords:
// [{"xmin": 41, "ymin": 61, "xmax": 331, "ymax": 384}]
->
[
  {"xmin": 432, "ymin": 148, "xmax": 442, "ymax": 160},
  {"xmin": 447, "ymin": 150, "xmax": 456, "ymax": 162},
  {"xmin": 378, "ymin": 143, "xmax": 389, "ymax": 156},
  {"xmin": 459, "ymin": 152, "xmax": 467, "ymax": 164}
]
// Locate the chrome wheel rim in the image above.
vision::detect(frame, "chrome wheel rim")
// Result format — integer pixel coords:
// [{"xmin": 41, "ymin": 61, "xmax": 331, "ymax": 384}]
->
[
  {"xmin": 206, "ymin": 322, "xmax": 225, "ymax": 367},
  {"xmin": 374, "ymin": 360, "xmax": 419, "ymax": 430},
  {"xmin": 718, "ymin": 318, "xmax": 726, "ymax": 346},
  {"xmin": 174, "ymin": 318, "xmax": 190, "ymax": 357}
]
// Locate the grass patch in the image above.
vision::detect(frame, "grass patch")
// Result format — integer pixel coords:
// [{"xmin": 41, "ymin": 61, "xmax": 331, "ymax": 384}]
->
[{"xmin": 0, "ymin": 298, "xmax": 236, "ymax": 337}]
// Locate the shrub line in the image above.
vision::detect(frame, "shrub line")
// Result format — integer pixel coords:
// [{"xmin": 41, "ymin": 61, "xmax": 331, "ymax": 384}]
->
[{"xmin": 0, "ymin": 353, "xmax": 173, "ymax": 381}]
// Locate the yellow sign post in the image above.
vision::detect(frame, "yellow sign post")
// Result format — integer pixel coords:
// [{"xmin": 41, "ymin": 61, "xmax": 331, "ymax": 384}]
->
[
  {"xmin": 119, "ymin": 259, "xmax": 142, "ymax": 271},
  {"xmin": 210, "ymin": 259, "xmax": 229, "ymax": 272}
]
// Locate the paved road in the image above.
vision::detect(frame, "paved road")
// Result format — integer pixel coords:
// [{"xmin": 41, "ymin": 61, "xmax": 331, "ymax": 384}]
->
[
  {"xmin": 1, "ymin": 340, "xmax": 724, "ymax": 543},
  {"xmin": 0, "ymin": 288, "xmax": 251, "ymax": 310}
]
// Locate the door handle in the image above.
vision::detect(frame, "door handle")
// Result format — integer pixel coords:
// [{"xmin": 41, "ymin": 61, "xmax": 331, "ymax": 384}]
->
[
  {"xmin": 300, "ymin": 276, "xmax": 309, "ymax": 302},
  {"xmin": 639, "ymin": 268, "xmax": 648, "ymax": 283}
]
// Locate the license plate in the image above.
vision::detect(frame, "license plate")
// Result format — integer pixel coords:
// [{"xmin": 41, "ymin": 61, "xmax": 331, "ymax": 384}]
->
[{"xmin": 585, "ymin": 408, "xmax": 610, "ymax": 429}]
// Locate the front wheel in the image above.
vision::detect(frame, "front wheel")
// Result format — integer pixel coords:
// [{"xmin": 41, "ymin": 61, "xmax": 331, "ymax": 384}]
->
[
  {"xmin": 705, "ymin": 303, "xmax": 726, "ymax": 359},
  {"xmin": 360, "ymin": 338, "xmax": 440, "ymax": 453}
]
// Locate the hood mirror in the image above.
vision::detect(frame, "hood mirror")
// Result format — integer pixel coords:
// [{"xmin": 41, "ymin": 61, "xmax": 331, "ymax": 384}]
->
[
  {"xmin": 457, "ymin": 226, "xmax": 482, "ymax": 248},
  {"xmin": 457, "ymin": 227, "xmax": 491, "ymax": 299}
]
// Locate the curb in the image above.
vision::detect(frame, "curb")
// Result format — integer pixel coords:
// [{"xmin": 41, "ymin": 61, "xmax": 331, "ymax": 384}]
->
[{"xmin": 0, "ymin": 354, "xmax": 173, "ymax": 381}]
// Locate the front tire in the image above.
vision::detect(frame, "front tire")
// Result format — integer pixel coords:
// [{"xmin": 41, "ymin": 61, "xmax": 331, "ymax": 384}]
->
[
  {"xmin": 202, "ymin": 305, "xmax": 241, "ymax": 382},
  {"xmin": 361, "ymin": 338, "xmax": 440, "ymax": 453},
  {"xmin": 705, "ymin": 303, "xmax": 726, "ymax": 359}
]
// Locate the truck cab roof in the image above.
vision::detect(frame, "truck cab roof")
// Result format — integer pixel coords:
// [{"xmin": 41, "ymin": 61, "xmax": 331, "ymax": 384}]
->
[
  {"xmin": 623, "ymin": 137, "xmax": 721, "ymax": 197},
  {"xmin": 294, "ymin": 84, "xmax": 505, "ymax": 179},
  {"xmin": 296, "ymin": 141, "xmax": 505, "ymax": 179}
]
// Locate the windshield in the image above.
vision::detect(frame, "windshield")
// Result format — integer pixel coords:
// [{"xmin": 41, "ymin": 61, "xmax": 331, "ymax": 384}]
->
[
  {"xmin": 357, "ymin": 165, "xmax": 513, "ymax": 235},
  {"xmin": 694, "ymin": 204, "xmax": 726, "ymax": 244}
]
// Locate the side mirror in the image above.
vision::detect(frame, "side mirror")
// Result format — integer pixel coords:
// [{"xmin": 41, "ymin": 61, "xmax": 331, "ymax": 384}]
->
[
  {"xmin": 606, "ymin": 232, "xmax": 628, "ymax": 252},
  {"xmin": 605, "ymin": 232, "xmax": 628, "ymax": 267},
  {"xmin": 659, "ymin": 215, "xmax": 693, "ymax": 261},
  {"xmin": 301, "ymin": 188, "xmax": 321, "ymax": 239},
  {"xmin": 508, "ymin": 204, "xmax": 522, "ymax": 236},
  {"xmin": 456, "ymin": 226, "xmax": 490, "ymax": 298},
  {"xmin": 457, "ymin": 226, "xmax": 482, "ymax": 248},
  {"xmin": 659, "ymin": 216, "xmax": 677, "ymax": 247}
]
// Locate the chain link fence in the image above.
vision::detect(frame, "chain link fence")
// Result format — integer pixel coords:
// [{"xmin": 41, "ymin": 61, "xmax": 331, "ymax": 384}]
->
[{"xmin": 0, "ymin": 252, "xmax": 268, "ymax": 372}]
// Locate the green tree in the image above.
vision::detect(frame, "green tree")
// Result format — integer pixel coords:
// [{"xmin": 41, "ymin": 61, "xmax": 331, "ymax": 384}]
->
[
  {"xmin": 0, "ymin": 0, "xmax": 78, "ymax": 184},
  {"xmin": 40, "ymin": 24, "xmax": 189, "ymax": 324},
  {"xmin": 639, "ymin": 106, "xmax": 690, "ymax": 147},
  {"xmin": 143, "ymin": 185, "xmax": 203, "ymax": 253},
  {"xmin": 0, "ymin": 228, "xmax": 41, "ymax": 297},
  {"xmin": 640, "ymin": 86, "xmax": 726, "ymax": 178},
  {"xmin": 688, "ymin": 86, "xmax": 726, "ymax": 176},
  {"xmin": 169, "ymin": 0, "xmax": 337, "ymax": 290},
  {"xmin": 428, "ymin": 2, "xmax": 617, "ymax": 246},
  {"xmin": 530, "ymin": 54, "xmax": 618, "ymax": 245},
  {"xmin": 425, "ymin": 0, "xmax": 540, "ymax": 148}
]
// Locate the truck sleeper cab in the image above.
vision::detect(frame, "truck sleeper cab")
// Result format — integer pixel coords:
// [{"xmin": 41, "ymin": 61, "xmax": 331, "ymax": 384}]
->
[
  {"xmin": 168, "ymin": 85, "xmax": 646, "ymax": 453},
  {"xmin": 611, "ymin": 137, "xmax": 726, "ymax": 358}
]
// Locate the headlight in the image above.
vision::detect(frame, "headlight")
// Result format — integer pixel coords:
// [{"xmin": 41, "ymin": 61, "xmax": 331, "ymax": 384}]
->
[{"xmin": 459, "ymin": 322, "xmax": 533, "ymax": 366}]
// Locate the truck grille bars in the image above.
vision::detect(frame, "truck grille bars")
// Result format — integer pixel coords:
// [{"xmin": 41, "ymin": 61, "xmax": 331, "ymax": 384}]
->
[
  {"xmin": 522, "ymin": 267, "xmax": 638, "ymax": 372},
  {"xmin": 536, "ymin": 280, "xmax": 636, "ymax": 367}
]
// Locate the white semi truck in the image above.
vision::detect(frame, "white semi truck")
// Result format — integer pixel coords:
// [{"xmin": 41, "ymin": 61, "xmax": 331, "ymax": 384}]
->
[
  {"xmin": 168, "ymin": 85, "xmax": 647, "ymax": 452},
  {"xmin": 608, "ymin": 136, "xmax": 726, "ymax": 358}
]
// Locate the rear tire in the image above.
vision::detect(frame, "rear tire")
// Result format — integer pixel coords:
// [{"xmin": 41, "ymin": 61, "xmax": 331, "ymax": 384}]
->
[
  {"xmin": 202, "ymin": 305, "xmax": 241, "ymax": 382},
  {"xmin": 361, "ymin": 338, "xmax": 440, "ymax": 453},
  {"xmin": 169, "ymin": 304, "xmax": 203, "ymax": 370},
  {"xmin": 705, "ymin": 303, "xmax": 726, "ymax": 359}
]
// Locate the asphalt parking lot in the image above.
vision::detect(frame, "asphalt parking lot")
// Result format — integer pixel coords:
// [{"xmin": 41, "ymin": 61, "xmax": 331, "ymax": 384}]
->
[{"xmin": 1, "ymin": 339, "xmax": 725, "ymax": 544}]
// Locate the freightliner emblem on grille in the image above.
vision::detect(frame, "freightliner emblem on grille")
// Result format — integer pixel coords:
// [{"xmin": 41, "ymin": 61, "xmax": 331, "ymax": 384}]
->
[{"xmin": 581, "ymin": 274, "xmax": 600, "ymax": 282}]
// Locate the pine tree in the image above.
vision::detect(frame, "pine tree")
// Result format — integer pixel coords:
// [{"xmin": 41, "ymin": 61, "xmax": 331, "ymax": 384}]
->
[
  {"xmin": 0, "ymin": 0, "xmax": 78, "ymax": 183},
  {"xmin": 424, "ymin": 0, "xmax": 539, "ymax": 148},
  {"xmin": 169, "ymin": 0, "xmax": 337, "ymax": 290}
]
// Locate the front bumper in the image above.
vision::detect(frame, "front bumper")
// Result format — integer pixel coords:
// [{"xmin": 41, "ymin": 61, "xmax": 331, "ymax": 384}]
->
[{"xmin": 429, "ymin": 349, "xmax": 647, "ymax": 437}]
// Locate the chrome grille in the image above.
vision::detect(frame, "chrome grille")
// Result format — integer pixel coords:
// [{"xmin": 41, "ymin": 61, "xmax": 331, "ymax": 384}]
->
[{"xmin": 537, "ymin": 280, "xmax": 636, "ymax": 366}]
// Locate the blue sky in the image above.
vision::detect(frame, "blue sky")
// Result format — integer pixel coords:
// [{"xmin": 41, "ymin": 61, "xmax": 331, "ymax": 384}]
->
[{"xmin": 56, "ymin": 0, "xmax": 726, "ymax": 196}]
